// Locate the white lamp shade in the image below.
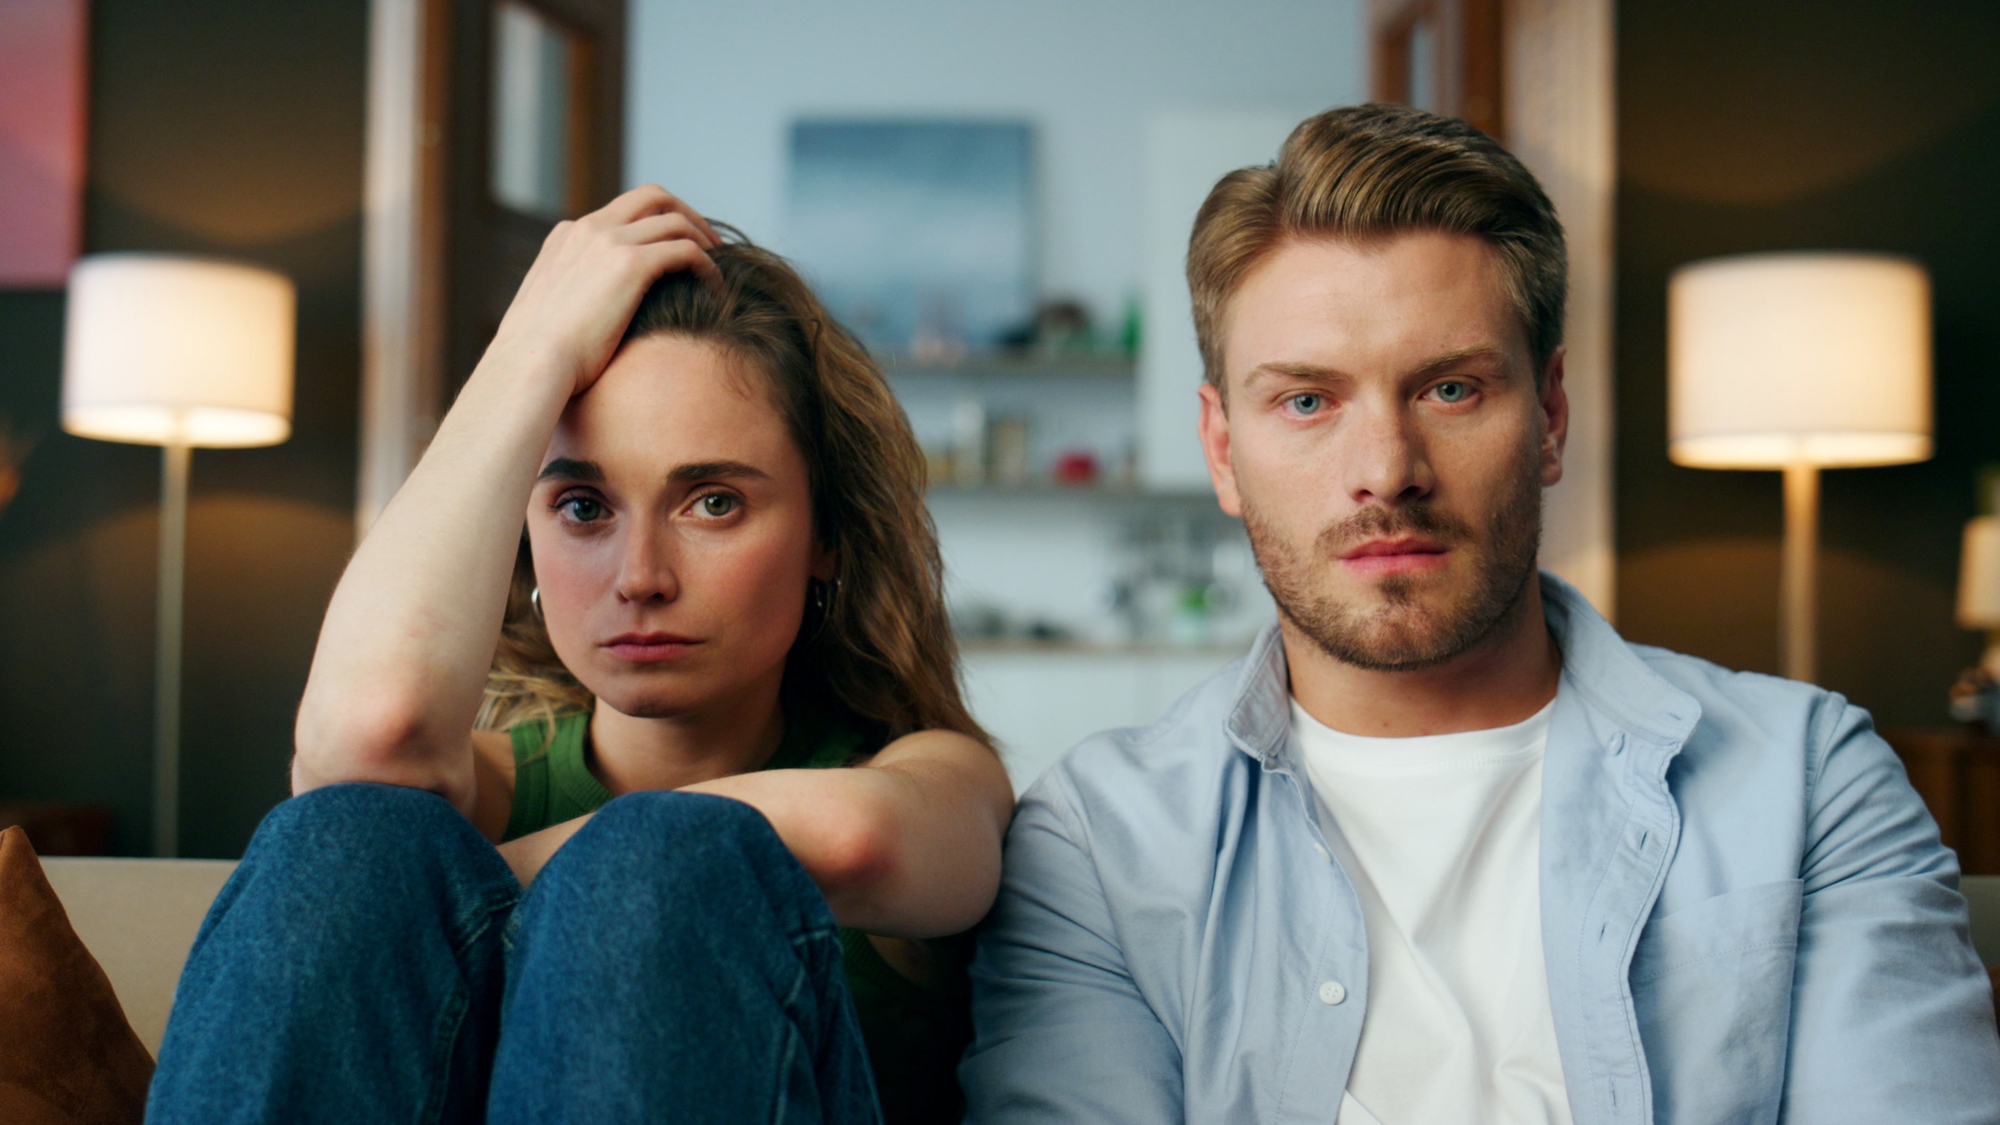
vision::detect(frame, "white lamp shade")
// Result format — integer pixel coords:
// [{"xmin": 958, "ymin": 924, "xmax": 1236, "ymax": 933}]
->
[
  {"xmin": 1960, "ymin": 517, "xmax": 2000, "ymax": 629},
  {"xmin": 1668, "ymin": 252, "xmax": 1931, "ymax": 469},
  {"xmin": 63, "ymin": 255, "xmax": 295, "ymax": 448}
]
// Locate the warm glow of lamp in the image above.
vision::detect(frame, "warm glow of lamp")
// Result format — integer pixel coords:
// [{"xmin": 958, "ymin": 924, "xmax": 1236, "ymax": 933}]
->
[
  {"xmin": 62, "ymin": 254, "xmax": 296, "ymax": 857},
  {"xmin": 63, "ymin": 256, "xmax": 294, "ymax": 447},
  {"xmin": 1668, "ymin": 252, "xmax": 1932, "ymax": 683},
  {"xmin": 1959, "ymin": 517, "xmax": 2000, "ymax": 679}
]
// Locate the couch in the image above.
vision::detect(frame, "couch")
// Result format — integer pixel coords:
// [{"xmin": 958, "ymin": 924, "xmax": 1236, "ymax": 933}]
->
[{"xmin": 40, "ymin": 860, "xmax": 2000, "ymax": 1061}]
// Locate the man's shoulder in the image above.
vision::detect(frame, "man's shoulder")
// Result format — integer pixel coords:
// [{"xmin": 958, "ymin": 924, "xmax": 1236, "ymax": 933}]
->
[
  {"xmin": 1545, "ymin": 571, "xmax": 1848, "ymax": 749},
  {"xmin": 1624, "ymin": 641, "xmax": 1850, "ymax": 740},
  {"xmin": 1606, "ymin": 640, "xmax": 1876, "ymax": 802},
  {"xmin": 1626, "ymin": 641, "xmax": 1821, "ymax": 708}
]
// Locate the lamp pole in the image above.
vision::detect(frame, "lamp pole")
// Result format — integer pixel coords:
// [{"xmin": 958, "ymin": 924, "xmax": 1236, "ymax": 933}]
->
[
  {"xmin": 154, "ymin": 441, "xmax": 189, "ymax": 858},
  {"xmin": 61, "ymin": 256, "xmax": 297, "ymax": 860},
  {"xmin": 1781, "ymin": 462, "xmax": 1819, "ymax": 684}
]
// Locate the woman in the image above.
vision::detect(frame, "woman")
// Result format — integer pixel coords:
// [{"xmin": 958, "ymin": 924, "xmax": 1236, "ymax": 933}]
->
[{"xmin": 147, "ymin": 187, "xmax": 1014, "ymax": 1124}]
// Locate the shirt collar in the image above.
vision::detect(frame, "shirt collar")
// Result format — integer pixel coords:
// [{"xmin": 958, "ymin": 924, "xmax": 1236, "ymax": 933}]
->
[{"xmin": 1224, "ymin": 570, "xmax": 1702, "ymax": 767}]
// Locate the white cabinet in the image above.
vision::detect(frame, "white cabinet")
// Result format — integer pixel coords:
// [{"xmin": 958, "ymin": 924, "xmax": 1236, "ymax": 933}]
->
[{"xmin": 961, "ymin": 644, "xmax": 1245, "ymax": 794}]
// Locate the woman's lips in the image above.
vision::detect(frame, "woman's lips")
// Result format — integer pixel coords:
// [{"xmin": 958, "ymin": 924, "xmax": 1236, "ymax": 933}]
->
[
  {"xmin": 602, "ymin": 633, "xmax": 701, "ymax": 663},
  {"xmin": 1338, "ymin": 536, "xmax": 1450, "ymax": 576}
]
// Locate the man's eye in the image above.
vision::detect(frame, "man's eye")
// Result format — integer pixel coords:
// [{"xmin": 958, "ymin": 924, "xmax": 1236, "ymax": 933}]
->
[
  {"xmin": 1433, "ymin": 381, "xmax": 1471, "ymax": 404},
  {"xmin": 697, "ymin": 493, "xmax": 738, "ymax": 517},
  {"xmin": 1288, "ymin": 393, "xmax": 1324, "ymax": 416},
  {"xmin": 559, "ymin": 496, "xmax": 605, "ymax": 522}
]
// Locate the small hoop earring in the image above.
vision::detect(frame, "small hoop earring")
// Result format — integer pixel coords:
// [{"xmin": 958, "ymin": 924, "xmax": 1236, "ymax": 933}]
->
[
  {"xmin": 807, "ymin": 577, "xmax": 839, "ymax": 641},
  {"xmin": 530, "ymin": 586, "xmax": 543, "ymax": 619}
]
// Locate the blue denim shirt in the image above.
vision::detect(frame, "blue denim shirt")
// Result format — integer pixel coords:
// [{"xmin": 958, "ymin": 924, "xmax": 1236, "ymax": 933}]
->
[{"xmin": 963, "ymin": 574, "xmax": 2000, "ymax": 1123}]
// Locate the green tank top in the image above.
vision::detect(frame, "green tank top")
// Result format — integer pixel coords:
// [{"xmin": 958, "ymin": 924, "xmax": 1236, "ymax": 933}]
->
[{"xmin": 502, "ymin": 710, "xmax": 971, "ymax": 1124}]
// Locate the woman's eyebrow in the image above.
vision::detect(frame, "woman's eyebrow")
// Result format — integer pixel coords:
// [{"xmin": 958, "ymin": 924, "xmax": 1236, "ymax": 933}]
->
[
  {"xmin": 668, "ymin": 460, "xmax": 770, "ymax": 484},
  {"xmin": 537, "ymin": 457, "xmax": 602, "ymax": 482}
]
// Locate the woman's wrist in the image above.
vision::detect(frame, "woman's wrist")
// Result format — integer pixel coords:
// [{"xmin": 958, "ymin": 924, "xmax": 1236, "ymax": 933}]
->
[{"xmin": 465, "ymin": 331, "xmax": 584, "ymax": 411}]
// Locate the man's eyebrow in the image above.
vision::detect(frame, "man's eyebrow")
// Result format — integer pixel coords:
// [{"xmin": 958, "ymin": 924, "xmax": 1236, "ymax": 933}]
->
[
  {"xmin": 667, "ymin": 460, "xmax": 770, "ymax": 484},
  {"xmin": 537, "ymin": 457, "xmax": 602, "ymax": 482},
  {"xmin": 1244, "ymin": 361, "xmax": 1351, "ymax": 385},
  {"xmin": 1410, "ymin": 345, "xmax": 1511, "ymax": 377}
]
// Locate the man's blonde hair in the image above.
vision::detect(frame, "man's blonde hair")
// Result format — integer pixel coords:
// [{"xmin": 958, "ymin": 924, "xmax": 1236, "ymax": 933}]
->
[{"xmin": 1188, "ymin": 103, "xmax": 1567, "ymax": 391}]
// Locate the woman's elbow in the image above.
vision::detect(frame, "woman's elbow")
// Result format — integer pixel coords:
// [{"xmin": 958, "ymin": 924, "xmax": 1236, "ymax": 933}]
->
[
  {"xmin": 292, "ymin": 681, "xmax": 463, "ymax": 799},
  {"xmin": 812, "ymin": 800, "xmax": 904, "ymax": 898},
  {"xmin": 824, "ymin": 808, "xmax": 1004, "ymax": 936}
]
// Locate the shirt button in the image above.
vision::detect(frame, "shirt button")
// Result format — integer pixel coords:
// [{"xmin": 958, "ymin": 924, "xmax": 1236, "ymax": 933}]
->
[
  {"xmin": 1313, "ymin": 843, "xmax": 1330, "ymax": 862},
  {"xmin": 1318, "ymin": 980, "xmax": 1347, "ymax": 1005}
]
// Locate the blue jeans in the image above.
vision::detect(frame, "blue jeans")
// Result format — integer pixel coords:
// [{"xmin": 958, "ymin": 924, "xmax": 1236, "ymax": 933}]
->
[{"xmin": 147, "ymin": 783, "xmax": 882, "ymax": 1124}]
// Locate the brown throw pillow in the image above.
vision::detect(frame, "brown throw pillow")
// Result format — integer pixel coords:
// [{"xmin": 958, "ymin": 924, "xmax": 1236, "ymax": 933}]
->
[{"xmin": 0, "ymin": 825, "xmax": 153, "ymax": 1125}]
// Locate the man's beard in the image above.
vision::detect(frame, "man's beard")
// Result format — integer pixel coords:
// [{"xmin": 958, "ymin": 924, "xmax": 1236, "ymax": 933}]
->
[{"xmin": 1243, "ymin": 445, "xmax": 1544, "ymax": 672}]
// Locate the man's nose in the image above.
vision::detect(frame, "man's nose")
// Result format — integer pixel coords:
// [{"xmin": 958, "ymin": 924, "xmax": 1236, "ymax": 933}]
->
[
  {"xmin": 612, "ymin": 520, "xmax": 680, "ymax": 604},
  {"xmin": 1343, "ymin": 400, "xmax": 1434, "ymax": 506}
]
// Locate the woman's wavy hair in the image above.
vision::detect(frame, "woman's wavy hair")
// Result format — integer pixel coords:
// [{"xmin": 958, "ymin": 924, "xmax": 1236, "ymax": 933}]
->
[{"xmin": 477, "ymin": 229, "xmax": 986, "ymax": 749}]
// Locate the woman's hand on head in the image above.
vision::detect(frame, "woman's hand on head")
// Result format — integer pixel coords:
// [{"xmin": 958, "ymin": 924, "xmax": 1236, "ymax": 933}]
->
[{"xmin": 487, "ymin": 185, "xmax": 723, "ymax": 397}]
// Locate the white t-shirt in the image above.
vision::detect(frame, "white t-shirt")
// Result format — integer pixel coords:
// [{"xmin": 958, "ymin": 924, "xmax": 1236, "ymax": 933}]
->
[{"xmin": 1291, "ymin": 698, "xmax": 1572, "ymax": 1125}]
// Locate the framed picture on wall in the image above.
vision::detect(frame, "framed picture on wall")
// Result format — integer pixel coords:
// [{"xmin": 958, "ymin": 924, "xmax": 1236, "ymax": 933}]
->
[
  {"xmin": 0, "ymin": 0, "xmax": 88, "ymax": 288},
  {"xmin": 785, "ymin": 119, "xmax": 1034, "ymax": 361}
]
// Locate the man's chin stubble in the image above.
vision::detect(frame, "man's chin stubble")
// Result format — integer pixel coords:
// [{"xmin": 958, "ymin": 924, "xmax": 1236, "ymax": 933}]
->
[
  {"xmin": 1278, "ymin": 564, "xmax": 1535, "ymax": 672},
  {"xmin": 1243, "ymin": 465, "xmax": 1544, "ymax": 671}
]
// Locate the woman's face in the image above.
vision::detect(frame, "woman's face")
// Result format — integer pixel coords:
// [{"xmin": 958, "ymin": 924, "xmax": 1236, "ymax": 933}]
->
[{"xmin": 526, "ymin": 334, "xmax": 828, "ymax": 719}]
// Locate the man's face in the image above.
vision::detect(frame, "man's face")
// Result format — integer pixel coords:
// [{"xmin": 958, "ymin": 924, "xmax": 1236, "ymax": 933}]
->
[{"xmin": 1197, "ymin": 232, "xmax": 1567, "ymax": 671}]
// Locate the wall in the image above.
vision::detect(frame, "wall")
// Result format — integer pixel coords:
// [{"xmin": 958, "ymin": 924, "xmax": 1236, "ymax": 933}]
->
[
  {"xmin": 625, "ymin": 0, "xmax": 1358, "ymax": 638},
  {"xmin": 626, "ymin": 0, "xmax": 1366, "ymax": 330},
  {"xmin": 0, "ymin": 0, "xmax": 366, "ymax": 856},
  {"xmin": 1615, "ymin": 0, "xmax": 2000, "ymax": 727},
  {"xmin": 625, "ymin": 2, "xmax": 1366, "ymax": 774}
]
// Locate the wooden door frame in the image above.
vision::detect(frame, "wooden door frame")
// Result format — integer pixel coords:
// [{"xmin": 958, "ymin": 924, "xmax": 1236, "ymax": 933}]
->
[
  {"xmin": 357, "ymin": 0, "xmax": 622, "ymax": 535},
  {"xmin": 1504, "ymin": 0, "xmax": 1617, "ymax": 619},
  {"xmin": 359, "ymin": 0, "xmax": 450, "ymax": 536},
  {"xmin": 1369, "ymin": 0, "xmax": 1505, "ymax": 140}
]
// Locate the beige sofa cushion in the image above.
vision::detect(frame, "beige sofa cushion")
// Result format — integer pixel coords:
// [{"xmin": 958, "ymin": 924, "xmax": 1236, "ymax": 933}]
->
[
  {"xmin": 40, "ymin": 857, "xmax": 235, "ymax": 1057},
  {"xmin": 32, "ymin": 861, "xmax": 2000, "ymax": 1065}
]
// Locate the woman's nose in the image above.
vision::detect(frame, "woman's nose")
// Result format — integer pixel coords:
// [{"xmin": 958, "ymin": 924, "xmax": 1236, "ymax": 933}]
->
[{"xmin": 612, "ymin": 522, "xmax": 679, "ymax": 604}]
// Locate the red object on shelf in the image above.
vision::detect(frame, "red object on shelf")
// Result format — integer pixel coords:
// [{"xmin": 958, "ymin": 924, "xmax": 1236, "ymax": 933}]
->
[{"xmin": 1052, "ymin": 450, "xmax": 1099, "ymax": 487}]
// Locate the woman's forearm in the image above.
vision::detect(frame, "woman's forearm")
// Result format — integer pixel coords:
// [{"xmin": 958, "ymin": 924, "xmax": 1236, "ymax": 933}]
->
[
  {"xmin": 687, "ymin": 734, "xmax": 1014, "ymax": 937},
  {"xmin": 292, "ymin": 189, "xmax": 719, "ymax": 810},
  {"xmin": 498, "ymin": 734, "xmax": 1012, "ymax": 935},
  {"xmin": 293, "ymin": 351, "xmax": 571, "ymax": 806}
]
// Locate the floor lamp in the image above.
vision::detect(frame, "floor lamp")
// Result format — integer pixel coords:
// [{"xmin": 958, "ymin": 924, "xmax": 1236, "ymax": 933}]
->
[
  {"xmin": 62, "ymin": 255, "xmax": 295, "ymax": 857},
  {"xmin": 1668, "ymin": 252, "xmax": 1932, "ymax": 684}
]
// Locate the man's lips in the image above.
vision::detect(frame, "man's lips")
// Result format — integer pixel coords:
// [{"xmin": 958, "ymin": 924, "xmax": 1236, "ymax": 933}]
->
[
  {"xmin": 1338, "ymin": 536, "xmax": 1450, "ymax": 575},
  {"xmin": 602, "ymin": 632, "xmax": 701, "ymax": 663}
]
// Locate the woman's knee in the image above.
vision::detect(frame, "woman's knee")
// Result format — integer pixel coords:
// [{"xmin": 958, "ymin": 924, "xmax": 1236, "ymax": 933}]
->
[
  {"xmin": 241, "ymin": 782, "xmax": 505, "ymax": 905},
  {"xmin": 545, "ymin": 791, "xmax": 828, "ymax": 932},
  {"xmin": 594, "ymin": 789, "xmax": 780, "ymax": 849}
]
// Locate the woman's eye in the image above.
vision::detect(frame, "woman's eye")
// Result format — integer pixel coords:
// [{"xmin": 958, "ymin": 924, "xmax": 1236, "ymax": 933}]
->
[
  {"xmin": 696, "ymin": 493, "xmax": 738, "ymax": 517},
  {"xmin": 559, "ymin": 496, "xmax": 606, "ymax": 523},
  {"xmin": 1433, "ymin": 380, "xmax": 1471, "ymax": 404},
  {"xmin": 1287, "ymin": 393, "xmax": 1324, "ymax": 416}
]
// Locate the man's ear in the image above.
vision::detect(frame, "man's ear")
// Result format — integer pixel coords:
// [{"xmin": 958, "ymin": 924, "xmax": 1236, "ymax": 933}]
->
[
  {"xmin": 1538, "ymin": 346, "xmax": 1569, "ymax": 488},
  {"xmin": 1197, "ymin": 381, "xmax": 1244, "ymax": 517}
]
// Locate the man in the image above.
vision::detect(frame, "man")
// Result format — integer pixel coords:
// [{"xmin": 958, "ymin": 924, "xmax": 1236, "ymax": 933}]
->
[{"xmin": 961, "ymin": 104, "xmax": 2000, "ymax": 1124}]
